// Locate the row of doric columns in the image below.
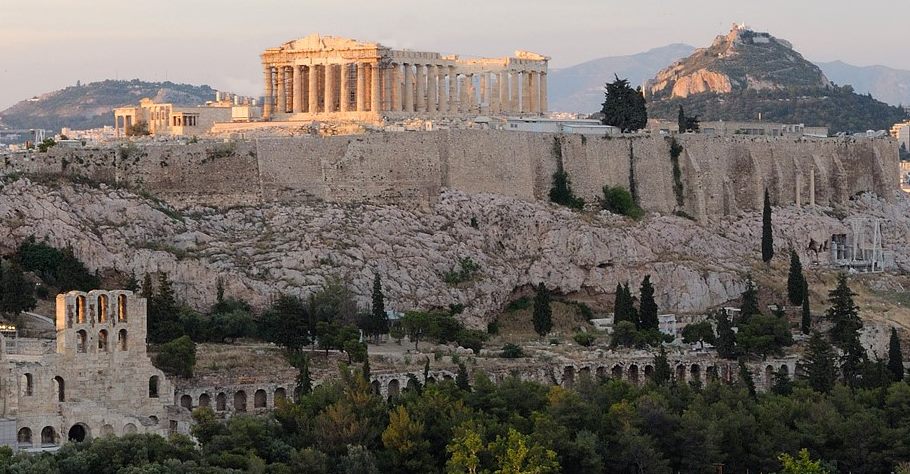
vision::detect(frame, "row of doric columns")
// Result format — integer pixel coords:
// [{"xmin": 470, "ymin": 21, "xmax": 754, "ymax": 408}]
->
[{"xmin": 263, "ymin": 62, "xmax": 381, "ymax": 119}]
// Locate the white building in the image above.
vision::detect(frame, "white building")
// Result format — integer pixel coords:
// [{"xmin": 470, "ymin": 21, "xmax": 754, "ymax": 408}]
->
[{"xmin": 503, "ymin": 117, "xmax": 619, "ymax": 135}]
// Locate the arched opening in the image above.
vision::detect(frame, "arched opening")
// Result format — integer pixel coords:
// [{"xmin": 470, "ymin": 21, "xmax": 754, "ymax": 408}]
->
[
  {"xmin": 40, "ymin": 426, "xmax": 57, "ymax": 446},
  {"xmin": 780, "ymin": 364, "xmax": 790, "ymax": 377},
  {"xmin": 215, "ymin": 393, "xmax": 226, "ymax": 411},
  {"xmin": 676, "ymin": 364, "xmax": 687, "ymax": 382},
  {"xmin": 76, "ymin": 296, "xmax": 86, "ymax": 324},
  {"xmin": 97, "ymin": 330, "xmax": 108, "ymax": 352},
  {"xmin": 180, "ymin": 394, "xmax": 192, "ymax": 410},
  {"xmin": 118, "ymin": 329, "xmax": 127, "ymax": 351},
  {"xmin": 123, "ymin": 423, "xmax": 137, "ymax": 435},
  {"xmin": 101, "ymin": 425, "xmax": 114, "ymax": 436},
  {"xmin": 199, "ymin": 393, "xmax": 211, "ymax": 408},
  {"xmin": 21, "ymin": 373, "xmax": 33, "ymax": 397},
  {"xmin": 97, "ymin": 294, "xmax": 108, "ymax": 322},
  {"xmin": 68, "ymin": 423, "xmax": 89, "ymax": 443},
  {"xmin": 426, "ymin": 376, "xmax": 436, "ymax": 384},
  {"xmin": 644, "ymin": 365, "xmax": 654, "ymax": 378},
  {"xmin": 370, "ymin": 380, "xmax": 381, "ymax": 395},
  {"xmin": 254, "ymin": 389, "xmax": 267, "ymax": 408},
  {"xmin": 707, "ymin": 366, "xmax": 718, "ymax": 381},
  {"xmin": 118, "ymin": 295, "xmax": 128, "ymax": 321},
  {"xmin": 562, "ymin": 366, "xmax": 576, "ymax": 388},
  {"xmin": 578, "ymin": 366, "xmax": 591, "ymax": 381},
  {"xmin": 76, "ymin": 330, "xmax": 87, "ymax": 353},
  {"xmin": 17, "ymin": 428, "xmax": 32, "ymax": 448},
  {"xmin": 405, "ymin": 377, "xmax": 418, "ymax": 393},
  {"xmin": 387, "ymin": 379, "xmax": 400, "ymax": 398},
  {"xmin": 596, "ymin": 366, "xmax": 607, "ymax": 379},
  {"xmin": 234, "ymin": 391, "xmax": 247, "ymax": 412},
  {"xmin": 274, "ymin": 388, "xmax": 287, "ymax": 404},
  {"xmin": 54, "ymin": 376, "xmax": 65, "ymax": 402},
  {"xmin": 690, "ymin": 364, "xmax": 702, "ymax": 385},
  {"xmin": 611, "ymin": 365, "xmax": 623, "ymax": 379},
  {"xmin": 148, "ymin": 416, "xmax": 158, "ymax": 425},
  {"xmin": 148, "ymin": 376, "xmax": 159, "ymax": 398},
  {"xmin": 764, "ymin": 365, "xmax": 774, "ymax": 388},
  {"xmin": 442, "ymin": 374, "xmax": 454, "ymax": 382},
  {"xmin": 628, "ymin": 364, "xmax": 640, "ymax": 385}
]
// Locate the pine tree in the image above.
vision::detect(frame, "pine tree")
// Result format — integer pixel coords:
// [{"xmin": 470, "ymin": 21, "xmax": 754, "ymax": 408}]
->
[
  {"xmin": 638, "ymin": 275, "xmax": 659, "ymax": 331},
  {"xmin": 801, "ymin": 293, "xmax": 812, "ymax": 335},
  {"xmin": 677, "ymin": 105, "xmax": 687, "ymax": 133},
  {"xmin": 140, "ymin": 273, "xmax": 154, "ymax": 299},
  {"xmin": 762, "ymin": 189, "xmax": 774, "ymax": 263},
  {"xmin": 826, "ymin": 273, "xmax": 866, "ymax": 386},
  {"xmin": 771, "ymin": 367, "xmax": 793, "ymax": 396},
  {"xmin": 787, "ymin": 249, "xmax": 806, "ymax": 305},
  {"xmin": 715, "ymin": 309, "xmax": 737, "ymax": 359},
  {"xmin": 456, "ymin": 363, "xmax": 471, "ymax": 391},
  {"xmin": 887, "ymin": 327, "xmax": 904, "ymax": 382},
  {"xmin": 124, "ymin": 274, "xmax": 139, "ymax": 292},
  {"xmin": 600, "ymin": 75, "xmax": 648, "ymax": 132},
  {"xmin": 799, "ymin": 331, "xmax": 838, "ymax": 393},
  {"xmin": 532, "ymin": 282, "xmax": 552, "ymax": 337},
  {"xmin": 651, "ymin": 345, "xmax": 672, "ymax": 386},
  {"xmin": 739, "ymin": 277, "xmax": 761, "ymax": 324}
]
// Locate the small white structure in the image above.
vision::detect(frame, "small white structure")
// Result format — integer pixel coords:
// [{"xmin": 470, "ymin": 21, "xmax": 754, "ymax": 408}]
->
[
  {"xmin": 658, "ymin": 314, "xmax": 677, "ymax": 337},
  {"xmin": 590, "ymin": 317, "xmax": 614, "ymax": 333}
]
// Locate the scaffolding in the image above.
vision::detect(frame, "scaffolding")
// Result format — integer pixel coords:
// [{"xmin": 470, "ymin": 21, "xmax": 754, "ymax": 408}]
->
[{"xmin": 830, "ymin": 218, "xmax": 888, "ymax": 272}]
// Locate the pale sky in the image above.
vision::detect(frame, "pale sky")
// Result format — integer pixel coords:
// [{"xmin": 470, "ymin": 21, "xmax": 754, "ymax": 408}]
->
[{"xmin": 1, "ymin": 0, "xmax": 908, "ymax": 110}]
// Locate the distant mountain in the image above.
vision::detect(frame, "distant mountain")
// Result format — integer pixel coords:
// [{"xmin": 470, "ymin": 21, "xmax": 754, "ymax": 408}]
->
[
  {"xmin": 548, "ymin": 44, "xmax": 695, "ymax": 113},
  {"xmin": 816, "ymin": 60, "xmax": 910, "ymax": 107},
  {"xmin": 644, "ymin": 25, "xmax": 908, "ymax": 132},
  {"xmin": 0, "ymin": 80, "xmax": 217, "ymax": 131}
]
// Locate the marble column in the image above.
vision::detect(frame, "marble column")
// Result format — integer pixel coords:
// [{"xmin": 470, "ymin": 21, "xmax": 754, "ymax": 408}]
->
[
  {"xmin": 467, "ymin": 74, "xmax": 476, "ymax": 113},
  {"xmin": 391, "ymin": 64, "xmax": 402, "ymax": 112},
  {"xmin": 263, "ymin": 66, "xmax": 273, "ymax": 119},
  {"xmin": 370, "ymin": 62, "xmax": 381, "ymax": 113},
  {"xmin": 427, "ymin": 65, "xmax": 438, "ymax": 114},
  {"xmin": 293, "ymin": 67, "xmax": 303, "ymax": 113},
  {"xmin": 403, "ymin": 64, "xmax": 414, "ymax": 113},
  {"xmin": 540, "ymin": 72, "xmax": 548, "ymax": 114},
  {"xmin": 523, "ymin": 71, "xmax": 533, "ymax": 113},
  {"xmin": 308, "ymin": 66, "xmax": 319, "ymax": 113},
  {"xmin": 498, "ymin": 72, "xmax": 508, "ymax": 114},
  {"xmin": 276, "ymin": 67, "xmax": 286, "ymax": 115},
  {"xmin": 489, "ymin": 73, "xmax": 499, "ymax": 114},
  {"xmin": 510, "ymin": 72, "xmax": 520, "ymax": 113},
  {"xmin": 437, "ymin": 66, "xmax": 448, "ymax": 114},
  {"xmin": 324, "ymin": 65, "xmax": 336, "ymax": 113},
  {"xmin": 356, "ymin": 63, "xmax": 367, "ymax": 112},
  {"xmin": 415, "ymin": 64, "xmax": 426, "ymax": 113},
  {"xmin": 480, "ymin": 73, "xmax": 489, "ymax": 114},
  {"xmin": 340, "ymin": 63, "xmax": 350, "ymax": 113},
  {"xmin": 448, "ymin": 67, "xmax": 458, "ymax": 113},
  {"xmin": 529, "ymin": 71, "xmax": 539, "ymax": 114}
]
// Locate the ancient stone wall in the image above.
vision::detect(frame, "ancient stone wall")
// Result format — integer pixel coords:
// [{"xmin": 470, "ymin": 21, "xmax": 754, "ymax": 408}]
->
[{"xmin": 3, "ymin": 132, "xmax": 897, "ymax": 218}]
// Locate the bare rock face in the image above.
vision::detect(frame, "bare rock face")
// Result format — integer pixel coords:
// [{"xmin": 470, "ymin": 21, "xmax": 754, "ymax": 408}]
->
[{"xmin": 2, "ymin": 177, "xmax": 908, "ymax": 326}]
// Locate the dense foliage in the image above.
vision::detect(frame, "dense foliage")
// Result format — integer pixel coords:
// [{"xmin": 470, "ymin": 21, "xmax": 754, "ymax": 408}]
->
[
  {"xmin": 600, "ymin": 185, "xmax": 642, "ymax": 218},
  {"xmin": 12, "ymin": 236, "xmax": 100, "ymax": 292},
  {"xmin": 600, "ymin": 75, "xmax": 648, "ymax": 132}
]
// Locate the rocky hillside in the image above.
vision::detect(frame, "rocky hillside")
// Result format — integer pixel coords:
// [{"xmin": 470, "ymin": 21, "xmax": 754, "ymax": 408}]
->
[
  {"xmin": 0, "ymin": 80, "xmax": 216, "ymax": 131},
  {"xmin": 645, "ymin": 25, "xmax": 908, "ymax": 132},
  {"xmin": 817, "ymin": 60, "xmax": 910, "ymax": 108},
  {"xmin": 3, "ymin": 176, "xmax": 910, "ymax": 331}
]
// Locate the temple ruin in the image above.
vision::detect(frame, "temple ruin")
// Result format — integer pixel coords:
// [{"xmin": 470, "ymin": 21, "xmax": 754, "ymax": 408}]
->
[{"xmin": 260, "ymin": 34, "xmax": 549, "ymax": 121}]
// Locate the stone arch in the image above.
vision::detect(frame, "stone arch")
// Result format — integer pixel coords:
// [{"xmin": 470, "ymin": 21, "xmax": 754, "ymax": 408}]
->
[
  {"xmin": 690, "ymin": 364, "xmax": 702, "ymax": 385},
  {"xmin": 98, "ymin": 329, "xmax": 109, "ymax": 352},
  {"xmin": 274, "ymin": 388, "xmax": 287, "ymax": 404},
  {"xmin": 675, "ymin": 364, "xmax": 687, "ymax": 382},
  {"xmin": 387, "ymin": 379, "xmax": 400, "ymax": 398},
  {"xmin": 234, "ymin": 390, "xmax": 247, "ymax": 412},
  {"xmin": 21, "ymin": 373, "xmax": 34, "ymax": 397},
  {"xmin": 76, "ymin": 330, "xmax": 87, "ymax": 353},
  {"xmin": 118, "ymin": 329, "xmax": 128, "ymax": 351},
  {"xmin": 405, "ymin": 377, "xmax": 419, "ymax": 393},
  {"xmin": 562, "ymin": 366, "xmax": 576, "ymax": 388},
  {"xmin": 54, "ymin": 376, "xmax": 65, "ymax": 402},
  {"xmin": 215, "ymin": 392, "xmax": 227, "ymax": 411},
  {"xmin": 628, "ymin": 364, "xmax": 640, "ymax": 385},
  {"xmin": 148, "ymin": 376, "xmax": 159, "ymax": 398},
  {"xmin": 97, "ymin": 294, "xmax": 108, "ymax": 322},
  {"xmin": 40, "ymin": 426, "xmax": 58, "ymax": 446},
  {"xmin": 578, "ymin": 366, "xmax": 591, "ymax": 380},
  {"xmin": 180, "ymin": 394, "xmax": 193, "ymax": 410},
  {"xmin": 254, "ymin": 389, "xmax": 267, "ymax": 408},
  {"xmin": 442, "ymin": 374, "xmax": 454, "ymax": 382},
  {"xmin": 17, "ymin": 427, "xmax": 32, "ymax": 448},
  {"xmin": 199, "ymin": 393, "xmax": 211, "ymax": 408},
  {"xmin": 123, "ymin": 423, "xmax": 137, "ymax": 435},
  {"xmin": 100, "ymin": 424, "xmax": 114, "ymax": 436},
  {"xmin": 68, "ymin": 423, "xmax": 90, "ymax": 442},
  {"xmin": 370, "ymin": 380, "xmax": 381, "ymax": 395},
  {"xmin": 611, "ymin": 364, "xmax": 623, "ymax": 379},
  {"xmin": 118, "ymin": 294, "xmax": 128, "ymax": 321},
  {"xmin": 764, "ymin": 365, "xmax": 775, "ymax": 388},
  {"xmin": 644, "ymin": 365, "xmax": 654, "ymax": 379},
  {"xmin": 76, "ymin": 295, "xmax": 86, "ymax": 324},
  {"xmin": 779, "ymin": 364, "xmax": 790, "ymax": 377}
]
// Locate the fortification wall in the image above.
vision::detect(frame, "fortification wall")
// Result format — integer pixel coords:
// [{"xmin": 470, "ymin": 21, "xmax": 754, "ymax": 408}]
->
[{"xmin": 2, "ymin": 132, "xmax": 897, "ymax": 217}]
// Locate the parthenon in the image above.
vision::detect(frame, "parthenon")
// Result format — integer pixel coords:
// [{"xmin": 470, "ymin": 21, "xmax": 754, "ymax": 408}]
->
[{"xmin": 261, "ymin": 34, "xmax": 549, "ymax": 121}]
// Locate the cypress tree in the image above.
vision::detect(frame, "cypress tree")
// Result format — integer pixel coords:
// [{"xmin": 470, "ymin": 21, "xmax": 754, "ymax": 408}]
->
[
  {"xmin": 771, "ymin": 367, "xmax": 793, "ymax": 396},
  {"xmin": 651, "ymin": 345, "xmax": 672, "ymax": 386},
  {"xmin": 739, "ymin": 277, "xmax": 761, "ymax": 324},
  {"xmin": 140, "ymin": 273, "xmax": 154, "ymax": 299},
  {"xmin": 787, "ymin": 249, "xmax": 806, "ymax": 305},
  {"xmin": 715, "ymin": 309, "xmax": 737, "ymax": 359},
  {"xmin": 799, "ymin": 331, "xmax": 838, "ymax": 393},
  {"xmin": 371, "ymin": 273, "xmax": 389, "ymax": 340},
  {"xmin": 638, "ymin": 275, "xmax": 659, "ymax": 331},
  {"xmin": 801, "ymin": 293, "xmax": 812, "ymax": 335},
  {"xmin": 532, "ymin": 282, "xmax": 552, "ymax": 337},
  {"xmin": 455, "ymin": 362, "xmax": 471, "ymax": 391},
  {"xmin": 738, "ymin": 359, "xmax": 756, "ymax": 397},
  {"xmin": 887, "ymin": 327, "xmax": 904, "ymax": 382},
  {"xmin": 623, "ymin": 283, "xmax": 638, "ymax": 326},
  {"xmin": 613, "ymin": 283, "xmax": 627, "ymax": 324},
  {"xmin": 677, "ymin": 105, "xmax": 687, "ymax": 133},
  {"xmin": 362, "ymin": 357, "xmax": 371, "ymax": 382},
  {"xmin": 762, "ymin": 189, "xmax": 774, "ymax": 263},
  {"xmin": 423, "ymin": 357, "xmax": 430, "ymax": 383},
  {"xmin": 296, "ymin": 354, "xmax": 312, "ymax": 396}
]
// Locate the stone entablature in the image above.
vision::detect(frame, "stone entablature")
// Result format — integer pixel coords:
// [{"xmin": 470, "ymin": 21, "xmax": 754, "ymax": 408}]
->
[
  {"xmin": 0, "ymin": 290, "xmax": 186, "ymax": 451},
  {"xmin": 261, "ymin": 34, "xmax": 549, "ymax": 122}
]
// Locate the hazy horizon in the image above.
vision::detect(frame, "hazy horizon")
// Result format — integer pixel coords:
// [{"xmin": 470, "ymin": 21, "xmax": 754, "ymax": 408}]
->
[{"xmin": 2, "ymin": 0, "xmax": 908, "ymax": 110}]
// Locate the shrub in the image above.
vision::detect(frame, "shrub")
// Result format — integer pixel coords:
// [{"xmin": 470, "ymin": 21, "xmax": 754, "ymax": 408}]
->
[
  {"xmin": 153, "ymin": 336, "xmax": 196, "ymax": 378},
  {"xmin": 444, "ymin": 257, "xmax": 481, "ymax": 285},
  {"xmin": 573, "ymin": 332, "xmax": 597, "ymax": 347},
  {"xmin": 501, "ymin": 343, "xmax": 525, "ymax": 358},
  {"xmin": 600, "ymin": 185, "xmax": 643, "ymax": 219}
]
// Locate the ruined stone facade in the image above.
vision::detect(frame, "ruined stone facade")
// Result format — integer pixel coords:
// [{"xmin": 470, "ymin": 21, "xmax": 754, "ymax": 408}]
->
[
  {"xmin": 261, "ymin": 34, "xmax": 549, "ymax": 121},
  {"xmin": 0, "ymin": 291, "xmax": 185, "ymax": 451}
]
